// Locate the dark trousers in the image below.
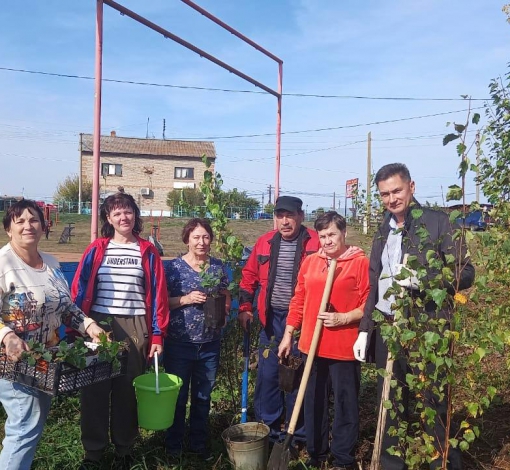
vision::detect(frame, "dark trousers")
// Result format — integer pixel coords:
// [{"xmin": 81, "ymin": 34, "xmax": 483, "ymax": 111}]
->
[
  {"xmin": 163, "ymin": 339, "xmax": 220, "ymax": 452},
  {"xmin": 374, "ymin": 326, "xmax": 463, "ymax": 470},
  {"xmin": 304, "ymin": 355, "xmax": 360, "ymax": 466},
  {"xmin": 81, "ymin": 314, "xmax": 148, "ymax": 461},
  {"xmin": 254, "ymin": 308, "xmax": 306, "ymax": 442}
]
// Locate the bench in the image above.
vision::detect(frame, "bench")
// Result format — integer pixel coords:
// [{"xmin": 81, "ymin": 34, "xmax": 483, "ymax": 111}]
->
[{"xmin": 58, "ymin": 223, "xmax": 75, "ymax": 244}]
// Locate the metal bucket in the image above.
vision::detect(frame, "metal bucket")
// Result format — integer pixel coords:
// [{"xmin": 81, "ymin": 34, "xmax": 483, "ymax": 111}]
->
[{"xmin": 221, "ymin": 422, "xmax": 270, "ymax": 470}]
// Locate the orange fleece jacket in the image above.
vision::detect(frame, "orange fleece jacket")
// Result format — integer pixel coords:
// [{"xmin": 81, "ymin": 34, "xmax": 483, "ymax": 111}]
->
[{"xmin": 287, "ymin": 246, "xmax": 370, "ymax": 360}]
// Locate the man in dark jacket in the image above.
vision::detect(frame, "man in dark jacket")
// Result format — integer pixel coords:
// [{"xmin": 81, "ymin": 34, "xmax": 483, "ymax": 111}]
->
[
  {"xmin": 239, "ymin": 196, "xmax": 320, "ymax": 445},
  {"xmin": 353, "ymin": 163, "xmax": 474, "ymax": 470}
]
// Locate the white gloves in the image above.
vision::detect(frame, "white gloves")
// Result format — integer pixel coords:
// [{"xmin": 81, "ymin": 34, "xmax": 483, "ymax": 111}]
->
[
  {"xmin": 394, "ymin": 263, "xmax": 419, "ymax": 289},
  {"xmin": 353, "ymin": 332, "xmax": 368, "ymax": 362}
]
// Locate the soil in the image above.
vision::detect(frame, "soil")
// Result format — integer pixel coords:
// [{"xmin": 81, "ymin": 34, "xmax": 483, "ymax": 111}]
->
[{"xmin": 280, "ymin": 354, "xmax": 303, "ymax": 370}]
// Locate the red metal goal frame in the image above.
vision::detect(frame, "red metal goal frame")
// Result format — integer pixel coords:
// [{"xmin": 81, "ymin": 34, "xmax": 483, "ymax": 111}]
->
[{"xmin": 90, "ymin": 0, "xmax": 283, "ymax": 240}]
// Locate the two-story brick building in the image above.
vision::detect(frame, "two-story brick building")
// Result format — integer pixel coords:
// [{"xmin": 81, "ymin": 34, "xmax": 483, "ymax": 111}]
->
[{"xmin": 79, "ymin": 132, "xmax": 216, "ymax": 213}]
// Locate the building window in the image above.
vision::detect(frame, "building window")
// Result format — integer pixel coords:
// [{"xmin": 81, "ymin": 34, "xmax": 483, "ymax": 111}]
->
[
  {"xmin": 175, "ymin": 167, "xmax": 194, "ymax": 179},
  {"xmin": 101, "ymin": 163, "xmax": 122, "ymax": 177}
]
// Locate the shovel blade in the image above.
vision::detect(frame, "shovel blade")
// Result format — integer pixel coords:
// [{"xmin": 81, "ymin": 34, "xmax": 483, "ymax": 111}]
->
[{"xmin": 267, "ymin": 442, "xmax": 290, "ymax": 470}]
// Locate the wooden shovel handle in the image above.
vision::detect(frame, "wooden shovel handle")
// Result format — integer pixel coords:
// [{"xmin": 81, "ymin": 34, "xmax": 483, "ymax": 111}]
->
[{"xmin": 287, "ymin": 257, "xmax": 337, "ymax": 435}]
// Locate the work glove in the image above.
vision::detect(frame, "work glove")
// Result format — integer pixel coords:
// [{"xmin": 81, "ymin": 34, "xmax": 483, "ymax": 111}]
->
[
  {"xmin": 394, "ymin": 264, "xmax": 419, "ymax": 289},
  {"xmin": 353, "ymin": 332, "xmax": 368, "ymax": 362}
]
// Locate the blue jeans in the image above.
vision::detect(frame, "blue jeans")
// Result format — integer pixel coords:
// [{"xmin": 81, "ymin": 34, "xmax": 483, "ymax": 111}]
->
[
  {"xmin": 0, "ymin": 379, "xmax": 52, "ymax": 470},
  {"xmin": 163, "ymin": 339, "xmax": 220, "ymax": 452},
  {"xmin": 254, "ymin": 308, "xmax": 306, "ymax": 443}
]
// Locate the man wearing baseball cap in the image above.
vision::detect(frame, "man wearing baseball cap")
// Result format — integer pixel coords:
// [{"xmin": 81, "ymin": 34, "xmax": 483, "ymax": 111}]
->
[{"xmin": 239, "ymin": 196, "xmax": 319, "ymax": 447}]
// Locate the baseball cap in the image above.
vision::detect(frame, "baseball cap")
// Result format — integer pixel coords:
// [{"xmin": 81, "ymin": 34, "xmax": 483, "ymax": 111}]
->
[{"xmin": 274, "ymin": 196, "xmax": 303, "ymax": 213}]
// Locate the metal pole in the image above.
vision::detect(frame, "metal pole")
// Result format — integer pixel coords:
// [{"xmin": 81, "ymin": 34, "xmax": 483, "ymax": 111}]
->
[
  {"xmin": 78, "ymin": 133, "xmax": 83, "ymax": 214},
  {"xmin": 103, "ymin": 0, "xmax": 278, "ymax": 97},
  {"xmin": 366, "ymin": 132, "xmax": 372, "ymax": 234},
  {"xmin": 274, "ymin": 63, "xmax": 283, "ymax": 229},
  {"xmin": 475, "ymin": 131, "xmax": 480, "ymax": 203},
  {"xmin": 91, "ymin": 0, "xmax": 103, "ymax": 241},
  {"xmin": 179, "ymin": 0, "xmax": 282, "ymax": 63}
]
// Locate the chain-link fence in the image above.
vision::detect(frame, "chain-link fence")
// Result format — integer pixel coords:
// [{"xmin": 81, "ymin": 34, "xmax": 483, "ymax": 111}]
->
[{"xmin": 59, "ymin": 202, "xmax": 265, "ymax": 220}]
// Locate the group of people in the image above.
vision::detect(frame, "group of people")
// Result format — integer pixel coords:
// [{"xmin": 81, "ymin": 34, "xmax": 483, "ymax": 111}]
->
[
  {"xmin": 0, "ymin": 161, "xmax": 474, "ymax": 470},
  {"xmin": 0, "ymin": 193, "xmax": 229, "ymax": 469},
  {"xmin": 241, "ymin": 163, "xmax": 473, "ymax": 470}
]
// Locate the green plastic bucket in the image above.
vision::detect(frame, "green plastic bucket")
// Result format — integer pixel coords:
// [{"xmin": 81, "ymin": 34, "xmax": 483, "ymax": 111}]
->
[{"xmin": 133, "ymin": 373, "xmax": 182, "ymax": 430}]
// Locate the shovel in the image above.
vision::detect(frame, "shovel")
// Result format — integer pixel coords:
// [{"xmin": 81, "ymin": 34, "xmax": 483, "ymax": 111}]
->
[
  {"xmin": 241, "ymin": 320, "xmax": 250, "ymax": 423},
  {"xmin": 267, "ymin": 257, "xmax": 338, "ymax": 470}
]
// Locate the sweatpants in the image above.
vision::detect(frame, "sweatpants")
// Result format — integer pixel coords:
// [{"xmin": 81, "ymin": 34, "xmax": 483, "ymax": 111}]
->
[{"xmin": 80, "ymin": 313, "xmax": 148, "ymax": 462}]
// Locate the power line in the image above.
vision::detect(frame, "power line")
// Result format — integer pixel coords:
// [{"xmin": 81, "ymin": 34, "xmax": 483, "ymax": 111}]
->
[
  {"xmin": 175, "ymin": 107, "xmax": 484, "ymax": 140},
  {"xmin": 0, "ymin": 108, "xmax": 483, "ymax": 143},
  {"xmin": 0, "ymin": 66, "xmax": 489, "ymax": 101}
]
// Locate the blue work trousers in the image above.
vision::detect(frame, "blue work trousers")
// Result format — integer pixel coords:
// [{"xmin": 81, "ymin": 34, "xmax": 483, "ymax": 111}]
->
[{"xmin": 254, "ymin": 307, "xmax": 305, "ymax": 443}]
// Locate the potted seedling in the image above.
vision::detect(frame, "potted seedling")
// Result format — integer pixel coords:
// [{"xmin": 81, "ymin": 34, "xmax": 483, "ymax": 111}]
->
[
  {"xmin": 262, "ymin": 333, "xmax": 304, "ymax": 393},
  {"xmin": 278, "ymin": 354, "xmax": 304, "ymax": 393},
  {"xmin": 199, "ymin": 263, "xmax": 227, "ymax": 330}
]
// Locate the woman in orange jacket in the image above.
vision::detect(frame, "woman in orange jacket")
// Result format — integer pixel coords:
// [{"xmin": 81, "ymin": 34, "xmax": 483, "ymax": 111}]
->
[{"xmin": 278, "ymin": 211, "xmax": 370, "ymax": 470}]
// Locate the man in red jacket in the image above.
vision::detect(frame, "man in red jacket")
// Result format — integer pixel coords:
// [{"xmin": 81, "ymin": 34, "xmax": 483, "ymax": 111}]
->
[{"xmin": 239, "ymin": 196, "xmax": 319, "ymax": 446}]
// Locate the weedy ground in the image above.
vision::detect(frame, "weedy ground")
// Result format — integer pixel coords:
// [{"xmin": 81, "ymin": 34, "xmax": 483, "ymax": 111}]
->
[{"xmin": 0, "ymin": 216, "xmax": 508, "ymax": 469}]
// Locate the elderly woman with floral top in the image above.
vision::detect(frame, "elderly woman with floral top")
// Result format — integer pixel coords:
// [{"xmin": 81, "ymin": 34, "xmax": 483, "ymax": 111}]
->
[{"xmin": 164, "ymin": 218, "xmax": 231, "ymax": 461}]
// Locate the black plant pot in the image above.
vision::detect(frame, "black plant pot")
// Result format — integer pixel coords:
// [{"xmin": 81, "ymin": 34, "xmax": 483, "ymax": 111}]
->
[
  {"xmin": 203, "ymin": 294, "xmax": 226, "ymax": 329},
  {"xmin": 278, "ymin": 354, "xmax": 304, "ymax": 393}
]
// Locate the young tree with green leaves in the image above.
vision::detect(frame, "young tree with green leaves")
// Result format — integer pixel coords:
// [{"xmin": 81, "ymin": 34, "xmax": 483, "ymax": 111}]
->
[{"xmin": 54, "ymin": 174, "xmax": 92, "ymax": 204}]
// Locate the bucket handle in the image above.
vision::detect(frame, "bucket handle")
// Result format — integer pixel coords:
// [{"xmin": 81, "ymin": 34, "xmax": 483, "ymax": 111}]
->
[{"xmin": 154, "ymin": 351, "xmax": 160, "ymax": 395}]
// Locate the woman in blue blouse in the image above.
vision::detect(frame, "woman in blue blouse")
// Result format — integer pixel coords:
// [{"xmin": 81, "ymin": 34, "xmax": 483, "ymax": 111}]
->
[{"xmin": 164, "ymin": 218, "xmax": 231, "ymax": 460}]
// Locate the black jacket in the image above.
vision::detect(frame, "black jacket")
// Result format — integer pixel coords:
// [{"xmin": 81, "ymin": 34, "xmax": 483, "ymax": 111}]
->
[{"xmin": 359, "ymin": 199, "xmax": 475, "ymax": 360}]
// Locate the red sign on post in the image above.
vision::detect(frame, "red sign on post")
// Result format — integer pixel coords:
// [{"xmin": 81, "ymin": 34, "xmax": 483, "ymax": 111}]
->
[{"xmin": 345, "ymin": 178, "xmax": 359, "ymax": 198}]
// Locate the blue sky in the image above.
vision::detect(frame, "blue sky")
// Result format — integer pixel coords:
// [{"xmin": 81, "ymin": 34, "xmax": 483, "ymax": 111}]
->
[{"xmin": 1, "ymin": 0, "xmax": 509, "ymax": 211}]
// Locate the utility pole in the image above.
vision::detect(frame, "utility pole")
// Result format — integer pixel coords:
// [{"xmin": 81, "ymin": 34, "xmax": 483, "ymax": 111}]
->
[
  {"xmin": 332, "ymin": 192, "xmax": 336, "ymax": 211},
  {"xmin": 365, "ymin": 131, "xmax": 372, "ymax": 234},
  {"xmin": 268, "ymin": 184, "xmax": 272, "ymax": 204},
  {"xmin": 475, "ymin": 130, "xmax": 481, "ymax": 203},
  {"xmin": 78, "ymin": 133, "xmax": 83, "ymax": 214},
  {"xmin": 163, "ymin": 119, "xmax": 166, "ymax": 140}
]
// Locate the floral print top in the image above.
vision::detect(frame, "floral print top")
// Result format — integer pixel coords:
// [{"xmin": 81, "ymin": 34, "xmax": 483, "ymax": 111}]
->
[{"xmin": 165, "ymin": 256, "xmax": 228, "ymax": 343}]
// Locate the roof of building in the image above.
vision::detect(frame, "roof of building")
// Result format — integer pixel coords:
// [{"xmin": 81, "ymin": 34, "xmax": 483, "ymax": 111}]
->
[{"xmin": 81, "ymin": 133, "xmax": 216, "ymax": 158}]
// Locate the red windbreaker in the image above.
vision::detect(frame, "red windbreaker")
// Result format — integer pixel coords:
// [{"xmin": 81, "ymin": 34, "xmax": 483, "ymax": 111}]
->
[{"xmin": 239, "ymin": 226, "xmax": 319, "ymax": 327}]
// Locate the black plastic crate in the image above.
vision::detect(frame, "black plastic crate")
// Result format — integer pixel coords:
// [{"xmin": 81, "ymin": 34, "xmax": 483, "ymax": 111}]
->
[{"xmin": 0, "ymin": 349, "xmax": 128, "ymax": 396}]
